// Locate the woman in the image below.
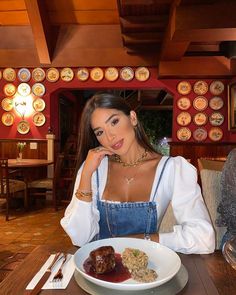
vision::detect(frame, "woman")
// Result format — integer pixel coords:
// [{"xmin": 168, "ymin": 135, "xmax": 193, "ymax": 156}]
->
[{"xmin": 61, "ymin": 93, "xmax": 215, "ymax": 254}]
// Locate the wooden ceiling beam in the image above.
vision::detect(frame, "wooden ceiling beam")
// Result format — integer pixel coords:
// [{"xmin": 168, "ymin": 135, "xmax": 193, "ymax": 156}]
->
[{"xmin": 24, "ymin": 0, "xmax": 53, "ymax": 64}]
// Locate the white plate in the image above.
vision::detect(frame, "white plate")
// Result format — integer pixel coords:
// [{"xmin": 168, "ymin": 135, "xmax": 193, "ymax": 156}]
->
[{"xmin": 74, "ymin": 238, "xmax": 181, "ymax": 291}]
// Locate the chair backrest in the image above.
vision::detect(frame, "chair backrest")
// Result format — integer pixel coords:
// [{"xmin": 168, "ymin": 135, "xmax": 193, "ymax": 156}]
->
[
  {"xmin": 0, "ymin": 158, "xmax": 10, "ymax": 198},
  {"xmin": 198, "ymin": 158, "xmax": 226, "ymax": 249}
]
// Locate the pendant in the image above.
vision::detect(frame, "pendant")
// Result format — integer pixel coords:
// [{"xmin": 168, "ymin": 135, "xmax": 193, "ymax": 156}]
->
[{"xmin": 125, "ymin": 177, "xmax": 134, "ymax": 184}]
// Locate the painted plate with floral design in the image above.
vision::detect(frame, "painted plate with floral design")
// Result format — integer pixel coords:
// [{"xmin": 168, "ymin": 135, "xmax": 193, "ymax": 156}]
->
[
  {"xmin": 32, "ymin": 83, "xmax": 45, "ymax": 96},
  {"xmin": 193, "ymin": 128, "xmax": 207, "ymax": 142},
  {"xmin": 177, "ymin": 127, "xmax": 191, "ymax": 141},
  {"xmin": 209, "ymin": 112, "xmax": 224, "ymax": 126},
  {"xmin": 120, "ymin": 67, "xmax": 134, "ymax": 81},
  {"xmin": 209, "ymin": 96, "xmax": 224, "ymax": 110},
  {"xmin": 176, "ymin": 112, "xmax": 191, "ymax": 126},
  {"xmin": 3, "ymin": 68, "xmax": 16, "ymax": 81},
  {"xmin": 60, "ymin": 67, "xmax": 74, "ymax": 82},
  {"xmin": 90, "ymin": 67, "xmax": 104, "ymax": 82},
  {"xmin": 193, "ymin": 81, "xmax": 208, "ymax": 95},
  {"xmin": 2, "ymin": 112, "xmax": 14, "ymax": 126},
  {"xmin": 32, "ymin": 68, "xmax": 46, "ymax": 82},
  {"xmin": 193, "ymin": 96, "xmax": 208, "ymax": 111},
  {"xmin": 135, "ymin": 67, "xmax": 150, "ymax": 81},
  {"xmin": 1, "ymin": 98, "xmax": 14, "ymax": 111},
  {"xmin": 17, "ymin": 68, "xmax": 31, "ymax": 82},
  {"xmin": 209, "ymin": 81, "xmax": 224, "ymax": 95},
  {"xmin": 208, "ymin": 127, "xmax": 223, "ymax": 141},
  {"xmin": 17, "ymin": 120, "xmax": 30, "ymax": 134},
  {"xmin": 17, "ymin": 83, "xmax": 31, "ymax": 96},
  {"xmin": 77, "ymin": 68, "xmax": 89, "ymax": 81},
  {"xmin": 33, "ymin": 98, "xmax": 46, "ymax": 112},
  {"xmin": 177, "ymin": 81, "xmax": 191, "ymax": 95},
  {"xmin": 177, "ymin": 97, "xmax": 191, "ymax": 110},
  {"xmin": 3, "ymin": 83, "xmax": 16, "ymax": 97},
  {"xmin": 193, "ymin": 112, "xmax": 208, "ymax": 126},
  {"xmin": 33, "ymin": 112, "xmax": 46, "ymax": 126},
  {"xmin": 105, "ymin": 67, "xmax": 119, "ymax": 81},
  {"xmin": 46, "ymin": 68, "xmax": 60, "ymax": 82}
]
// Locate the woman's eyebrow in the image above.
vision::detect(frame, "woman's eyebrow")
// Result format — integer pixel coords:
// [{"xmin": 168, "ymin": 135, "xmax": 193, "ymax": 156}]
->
[{"xmin": 93, "ymin": 113, "xmax": 119, "ymax": 132}]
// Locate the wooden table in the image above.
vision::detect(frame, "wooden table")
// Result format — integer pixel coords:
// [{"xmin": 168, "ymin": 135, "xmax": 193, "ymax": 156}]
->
[
  {"xmin": 8, "ymin": 159, "xmax": 53, "ymax": 168},
  {"xmin": 0, "ymin": 246, "xmax": 235, "ymax": 295}
]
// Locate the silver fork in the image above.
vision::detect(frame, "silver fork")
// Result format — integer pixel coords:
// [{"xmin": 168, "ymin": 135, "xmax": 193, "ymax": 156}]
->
[{"xmin": 52, "ymin": 253, "xmax": 68, "ymax": 282}]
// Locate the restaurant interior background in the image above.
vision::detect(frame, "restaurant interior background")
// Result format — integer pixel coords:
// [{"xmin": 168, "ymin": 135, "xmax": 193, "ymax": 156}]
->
[{"xmin": 1, "ymin": 0, "xmax": 236, "ymax": 197}]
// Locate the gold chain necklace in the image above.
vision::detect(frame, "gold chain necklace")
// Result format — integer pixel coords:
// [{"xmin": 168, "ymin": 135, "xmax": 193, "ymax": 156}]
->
[{"xmin": 111, "ymin": 150, "xmax": 148, "ymax": 167}]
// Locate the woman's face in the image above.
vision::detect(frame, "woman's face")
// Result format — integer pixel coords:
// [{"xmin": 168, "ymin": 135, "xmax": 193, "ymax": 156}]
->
[{"xmin": 90, "ymin": 108, "xmax": 138, "ymax": 154}]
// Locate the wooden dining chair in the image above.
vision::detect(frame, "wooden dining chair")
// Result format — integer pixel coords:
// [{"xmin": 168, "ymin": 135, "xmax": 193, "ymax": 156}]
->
[
  {"xmin": 28, "ymin": 154, "xmax": 64, "ymax": 210},
  {"xmin": 0, "ymin": 158, "xmax": 28, "ymax": 221}
]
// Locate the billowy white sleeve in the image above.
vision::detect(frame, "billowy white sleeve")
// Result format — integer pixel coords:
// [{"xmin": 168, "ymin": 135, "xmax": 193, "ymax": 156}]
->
[
  {"xmin": 60, "ymin": 163, "xmax": 101, "ymax": 247},
  {"xmin": 159, "ymin": 156, "xmax": 215, "ymax": 254}
]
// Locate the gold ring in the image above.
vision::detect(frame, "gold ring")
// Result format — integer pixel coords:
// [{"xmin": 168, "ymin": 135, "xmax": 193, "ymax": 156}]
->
[{"xmin": 95, "ymin": 147, "xmax": 101, "ymax": 151}]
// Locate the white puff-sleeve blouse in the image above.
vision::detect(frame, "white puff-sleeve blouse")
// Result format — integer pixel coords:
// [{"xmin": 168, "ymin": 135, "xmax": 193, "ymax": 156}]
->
[{"xmin": 60, "ymin": 156, "xmax": 215, "ymax": 254}]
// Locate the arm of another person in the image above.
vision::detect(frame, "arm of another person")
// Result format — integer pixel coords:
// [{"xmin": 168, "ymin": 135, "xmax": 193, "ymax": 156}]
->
[{"xmin": 159, "ymin": 157, "xmax": 215, "ymax": 254}]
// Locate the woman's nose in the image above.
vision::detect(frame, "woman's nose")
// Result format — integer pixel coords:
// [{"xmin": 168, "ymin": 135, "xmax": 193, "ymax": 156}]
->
[{"xmin": 106, "ymin": 132, "xmax": 115, "ymax": 141}]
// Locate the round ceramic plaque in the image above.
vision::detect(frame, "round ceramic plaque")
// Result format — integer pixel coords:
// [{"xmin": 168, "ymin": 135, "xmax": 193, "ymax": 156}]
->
[
  {"xmin": 3, "ymin": 83, "xmax": 16, "ymax": 96},
  {"xmin": 193, "ymin": 128, "xmax": 207, "ymax": 142},
  {"xmin": 60, "ymin": 67, "xmax": 74, "ymax": 82},
  {"xmin": 208, "ymin": 127, "xmax": 223, "ymax": 141},
  {"xmin": 176, "ymin": 112, "xmax": 191, "ymax": 126},
  {"xmin": 33, "ymin": 112, "xmax": 46, "ymax": 126},
  {"xmin": 120, "ymin": 67, "xmax": 134, "ymax": 81},
  {"xmin": 90, "ymin": 67, "xmax": 104, "ymax": 82},
  {"xmin": 209, "ymin": 96, "xmax": 224, "ymax": 110},
  {"xmin": 3, "ymin": 68, "xmax": 16, "ymax": 81},
  {"xmin": 193, "ymin": 81, "xmax": 208, "ymax": 95},
  {"xmin": 33, "ymin": 98, "xmax": 45, "ymax": 112},
  {"xmin": 46, "ymin": 68, "xmax": 59, "ymax": 82},
  {"xmin": 177, "ymin": 97, "xmax": 191, "ymax": 110},
  {"xmin": 193, "ymin": 96, "xmax": 208, "ymax": 111},
  {"xmin": 1, "ymin": 112, "xmax": 14, "ymax": 126},
  {"xmin": 177, "ymin": 127, "xmax": 191, "ymax": 141},
  {"xmin": 105, "ymin": 67, "xmax": 119, "ymax": 81},
  {"xmin": 32, "ymin": 68, "xmax": 45, "ymax": 82},
  {"xmin": 1, "ymin": 98, "xmax": 14, "ymax": 111},
  {"xmin": 209, "ymin": 81, "xmax": 224, "ymax": 95},
  {"xmin": 209, "ymin": 112, "xmax": 224, "ymax": 126},
  {"xmin": 17, "ymin": 68, "xmax": 31, "ymax": 82},
  {"xmin": 17, "ymin": 120, "xmax": 30, "ymax": 134},
  {"xmin": 32, "ymin": 83, "xmax": 45, "ymax": 96},
  {"xmin": 77, "ymin": 68, "xmax": 89, "ymax": 81},
  {"xmin": 177, "ymin": 81, "xmax": 191, "ymax": 95},
  {"xmin": 17, "ymin": 83, "xmax": 31, "ymax": 96},
  {"xmin": 193, "ymin": 112, "xmax": 208, "ymax": 126},
  {"xmin": 135, "ymin": 67, "xmax": 150, "ymax": 81}
]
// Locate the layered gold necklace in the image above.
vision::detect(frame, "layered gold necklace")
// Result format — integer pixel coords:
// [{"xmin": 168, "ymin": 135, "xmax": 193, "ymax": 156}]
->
[{"xmin": 111, "ymin": 149, "xmax": 148, "ymax": 167}]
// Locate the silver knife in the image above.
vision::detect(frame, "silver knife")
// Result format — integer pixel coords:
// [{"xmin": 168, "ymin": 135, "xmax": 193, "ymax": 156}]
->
[{"xmin": 28, "ymin": 252, "xmax": 62, "ymax": 295}]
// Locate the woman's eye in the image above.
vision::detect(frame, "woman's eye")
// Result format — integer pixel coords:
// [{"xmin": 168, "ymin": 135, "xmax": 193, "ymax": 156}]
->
[
  {"xmin": 95, "ymin": 130, "xmax": 103, "ymax": 137},
  {"xmin": 111, "ymin": 118, "xmax": 119, "ymax": 126}
]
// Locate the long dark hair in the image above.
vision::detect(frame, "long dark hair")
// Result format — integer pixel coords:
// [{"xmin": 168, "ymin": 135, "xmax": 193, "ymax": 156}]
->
[{"xmin": 76, "ymin": 92, "xmax": 156, "ymax": 170}]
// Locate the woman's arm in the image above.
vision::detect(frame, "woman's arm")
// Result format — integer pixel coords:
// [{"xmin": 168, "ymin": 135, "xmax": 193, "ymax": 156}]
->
[{"xmin": 159, "ymin": 157, "xmax": 215, "ymax": 254}]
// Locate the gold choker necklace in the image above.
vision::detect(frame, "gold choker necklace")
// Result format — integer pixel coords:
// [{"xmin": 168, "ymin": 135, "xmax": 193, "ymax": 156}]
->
[{"xmin": 111, "ymin": 150, "xmax": 148, "ymax": 167}]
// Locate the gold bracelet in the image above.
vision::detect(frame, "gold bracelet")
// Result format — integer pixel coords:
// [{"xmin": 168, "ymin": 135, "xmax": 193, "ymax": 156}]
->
[{"xmin": 75, "ymin": 189, "xmax": 92, "ymax": 201}]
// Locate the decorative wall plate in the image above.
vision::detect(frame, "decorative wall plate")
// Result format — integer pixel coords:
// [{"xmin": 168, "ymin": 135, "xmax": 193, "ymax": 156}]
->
[
  {"xmin": 1, "ymin": 98, "xmax": 14, "ymax": 111},
  {"xmin": 209, "ymin": 81, "xmax": 224, "ymax": 95},
  {"xmin": 193, "ymin": 128, "xmax": 207, "ymax": 142},
  {"xmin": 177, "ymin": 81, "xmax": 191, "ymax": 95},
  {"xmin": 208, "ymin": 127, "xmax": 223, "ymax": 141},
  {"xmin": 193, "ymin": 112, "xmax": 208, "ymax": 126},
  {"xmin": 77, "ymin": 68, "xmax": 89, "ymax": 81},
  {"xmin": 32, "ymin": 68, "xmax": 45, "ymax": 82},
  {"xmin": 209, "ymin": 112, "xmax": 224, "ymax": 126},
  {"xmin": 46, "ymin": 68, "xmax": 59, "ymax": 82},
  {"xmin": 33, "ymin": 112, "xmax": 46, "ymax": 126},
  {"xmin": 3, "ymin": 68, "xmax": 16, "ymax": 81},
  {"xmin": 193, "ymin": 81, "xmax": 208, "ymax": 95},
  {"xmin": 90, "ymin": 67, "xmax": 104, "ymax": 82},
  {"xmin": 17, "ymin": 83, "xmax": 31, "ymax": 96},
  {"xmin": 33, "ymin": 98, "xmax": 45, "ymax": 112},
  {"xmin": 209, "ymin": 96, "xmax": 224, "ymax": 110},
  {"xmin": 120, "ymin": 67, "xmax": 134, "ymax": 81},
  {"xmin": 105, "ymin": 67, "xmax": 119, "ymax": 81},
  {"xmin": 32, "ymin": 83, "xmax": 45, "ymax": 96},
  {"xmin": 177, "ymin": 127, "xmax": 191, "ymax": 141},
  {"xmin": 135, "ymin": 67, "xmax": 150, "ymax": 81},
  {"xmin": 17, "ymin": 120, "xmax": 30, "ymax": 134},
  {"xmin": 4, "ymin": 83, "xmax": 16, "ymax": 96},
  {"xmin": 17, "ymin": 68, "xmax": 31, "ymax": 82},
  {"xmin": 2, "ymin": 112, "xmax": 14, "ymax": 126},
  {"xmin": 60, "ymin": 67, "xmax": 74, "ymax": 82},
  {"xmin": 193, "ymin": 96, "xmax": 208, "ymax": 111},
  {"xmin": 177, "ymin": 97, "xmax": 191, "ymax": 110},
  {"xmin": 176, "ymin": 112, "xmax": 191, "ymax": 126}
]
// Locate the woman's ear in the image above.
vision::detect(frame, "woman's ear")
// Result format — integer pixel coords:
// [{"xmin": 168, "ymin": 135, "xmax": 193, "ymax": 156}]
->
[{"xmin": 130, "ymin": 111, "xmax": 138, "ymax": 126}]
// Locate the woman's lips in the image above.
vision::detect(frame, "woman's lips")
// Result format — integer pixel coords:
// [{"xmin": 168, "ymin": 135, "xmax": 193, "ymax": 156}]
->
[{"xmin": 111, "ymin": 139, "xmax": 123, "ymax": 150}]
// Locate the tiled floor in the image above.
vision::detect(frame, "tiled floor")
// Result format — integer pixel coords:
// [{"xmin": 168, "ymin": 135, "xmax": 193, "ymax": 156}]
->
[{"xmin": 0, "ymin": 200, "xmax": 71, "ymax": 283}]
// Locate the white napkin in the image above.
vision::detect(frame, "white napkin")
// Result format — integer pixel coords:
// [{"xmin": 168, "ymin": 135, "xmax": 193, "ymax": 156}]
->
[{"xmin": 26, "ymin": 253, "xmax": 75, "ymax": 290}]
